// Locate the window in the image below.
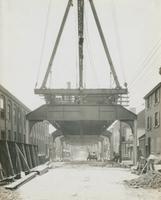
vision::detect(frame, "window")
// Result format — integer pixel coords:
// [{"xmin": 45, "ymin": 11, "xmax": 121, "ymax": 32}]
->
[
  {"xmin": 1, "ymin": 130, "xmax": 6, "ymax": 140},
  {"xmin": 154, "ymin": 112, "xmax": 160, "ymax": 127},
  {"xmin": 13, "ymin": 107, "xmax": 17, "ymax": 125},
  {"xmin": 23, "ymin": 111, "xmax": 26, "ymax": 131},
  {"xmin": 0, "ymin": 95, "xmax": 5, "ymax": 119},
  {"xmin": 18, "ymin": 109, "xmax": 22, "ymax": 132},
  {"xmin": 147, "ymin": 116, "xmax": 152, "ymax": 130},
  {"xmin": 14, "ymin": 131, "xmax": 17, "ymax": 141},
  {"xmin": 7, "ymin": 103, "xmax": 11, "ymax": 121},
  {"xmin": 8, "ymin": 130, "xmax": 12, "ymax": 141},
  {"xmin": 23, "ymin": 134, "xmax": 26, "ymax": 143},
  {"xmin": 154, "ymin": 89, "xmax": 160, "ymax": 104},
  {"xmin": 147, "ymin": 96, "xmax": 152, "ymax": 109},
  {"xmin": 0, "ymin": 96, "xmax": 4, "ymax": 109}
]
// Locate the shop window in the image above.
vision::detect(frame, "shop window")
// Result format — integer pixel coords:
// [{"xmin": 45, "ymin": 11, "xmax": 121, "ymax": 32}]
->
[
  {"xmin": 155, "ymin": 89, "xmax": 160, "ymax": 104},
  {"xmin": 154, "ymin": 112, "xmax": 160, "ymax": 127}
]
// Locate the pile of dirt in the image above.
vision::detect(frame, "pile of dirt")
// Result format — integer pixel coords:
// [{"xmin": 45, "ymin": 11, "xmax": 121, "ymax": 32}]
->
[
  {"xmin": 124, "ymin": 171, "xmax": 161, "ymax": 189},
  {"xmin": 0, "ymin": 187, "xmax": 21, "ymax": 200}
]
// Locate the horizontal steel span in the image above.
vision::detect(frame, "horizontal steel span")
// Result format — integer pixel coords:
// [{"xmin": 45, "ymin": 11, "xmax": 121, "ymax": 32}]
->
[
  {"xmin": 27, "ymin": 104, "xmax": 136, "ymax": 121},
  {"xmin": 34, "ymin": 88, "xmax": 128, "ymax": 96}
]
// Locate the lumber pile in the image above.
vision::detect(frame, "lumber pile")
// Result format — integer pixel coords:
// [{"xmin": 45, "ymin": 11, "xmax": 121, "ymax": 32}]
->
[{"xmin": 124, "ymin": 171, "xmax": 161, "ymax": 189}]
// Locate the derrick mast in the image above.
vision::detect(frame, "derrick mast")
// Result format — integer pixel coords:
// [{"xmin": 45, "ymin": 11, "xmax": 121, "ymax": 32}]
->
[{"xmin": 78, "ymin": 0, "xmax": 84, "ymax": 89}]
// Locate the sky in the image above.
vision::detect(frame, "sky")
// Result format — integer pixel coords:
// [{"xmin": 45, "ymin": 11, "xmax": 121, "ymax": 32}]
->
[{"xmin": 0, "ymin": 0, "xmax": 161, "ymax": 113}]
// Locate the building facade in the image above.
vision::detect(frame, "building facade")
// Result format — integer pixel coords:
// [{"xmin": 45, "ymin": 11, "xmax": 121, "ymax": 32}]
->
[
  {"xmin": 0, "ymin": 84, "xmax": 50, "ymax": 179},
  {"xmin": 144, "ymin": 82, "xmax": 161, "ymax": 156},
  {"xmin": 108, "ymin": 120, "xmax": 133, "ymax": 161},
  {"xmin": 137, "ymin": 110, "xmax": 146, "ymax": 157}
]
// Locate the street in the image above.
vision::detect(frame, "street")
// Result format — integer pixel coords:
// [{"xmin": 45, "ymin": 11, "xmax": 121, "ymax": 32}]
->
[{"xmin": 12, "ymin": 162, "xmax": 161, "ymax": 200}]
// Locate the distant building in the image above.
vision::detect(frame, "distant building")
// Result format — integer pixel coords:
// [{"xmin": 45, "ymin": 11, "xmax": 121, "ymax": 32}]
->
[
  {"xmin": 137, "ymin": 109, "xmax": 146, "ymax": 157},
  {"xmin": 108, "ymin": 120, "xmax": 133, "ymax": 161},
  {"xmin": 144, "ymin": 82, "xmax": 161, "ymax": 156}
]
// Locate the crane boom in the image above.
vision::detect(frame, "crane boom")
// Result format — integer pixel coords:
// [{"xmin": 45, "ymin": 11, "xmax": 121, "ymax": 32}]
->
[
  {"xmin": 78, "ymin": 0, "xmax": 84, "ymax": 88},
  {"xmin": 40, "ymin": 0, "xmax": 121, "ymax": 90}
]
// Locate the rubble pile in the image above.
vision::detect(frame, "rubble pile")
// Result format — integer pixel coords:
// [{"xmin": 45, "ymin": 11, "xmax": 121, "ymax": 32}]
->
[
  {"xmin": 124, "ymin": 171, "xmax": 161, "ymax": 189},
  {"xmin": 0, "ymin": 187, "xmax": 20, "ymax": 200}
]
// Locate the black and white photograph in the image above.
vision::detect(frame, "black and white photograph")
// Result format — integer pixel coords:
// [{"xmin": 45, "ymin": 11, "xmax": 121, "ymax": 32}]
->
[{"xmin": 0, "ymin": 0, "xmax": 161, "ymax": 199}]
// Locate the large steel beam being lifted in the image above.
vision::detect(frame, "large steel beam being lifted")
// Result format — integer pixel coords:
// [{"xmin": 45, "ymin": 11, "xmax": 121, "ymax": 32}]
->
[{"xmin": 35, "ymin": 88, "xmax": 127, "ymax": 96}]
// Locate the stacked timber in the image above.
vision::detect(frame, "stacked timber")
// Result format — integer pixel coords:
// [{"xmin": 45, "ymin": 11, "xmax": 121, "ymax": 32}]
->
[{"xmin": 124, "ymin": 171, "xmax": 161, "ymax": 189}]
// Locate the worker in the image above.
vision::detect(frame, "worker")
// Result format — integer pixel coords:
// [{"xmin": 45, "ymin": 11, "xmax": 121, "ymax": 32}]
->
[
  {"xmin": 137, "ymin": 156, "xmax": 147, "ymax": 174},
  {"xmin": 147, "ymin": 154, "xmax": 156, "ymax": 171}
]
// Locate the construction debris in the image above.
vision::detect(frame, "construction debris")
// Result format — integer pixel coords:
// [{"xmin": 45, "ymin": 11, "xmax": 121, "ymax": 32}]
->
[
  {"xmin": 124, "ymin": 171, "xmax": 161, "ymax": 189},
  {"xmin": 0, "ymin": 187, "xmax": 20, "ymax": 200}
]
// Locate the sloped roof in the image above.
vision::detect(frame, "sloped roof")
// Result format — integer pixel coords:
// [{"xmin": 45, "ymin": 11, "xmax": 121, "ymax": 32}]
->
[{"xmin": 144, "ymin": 82, "xmax": 161, "ymax": 99}]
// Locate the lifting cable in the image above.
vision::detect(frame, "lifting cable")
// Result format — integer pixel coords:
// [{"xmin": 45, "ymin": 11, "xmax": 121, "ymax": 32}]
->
[
  {"xmin": 111, "ymin": 0, "xmax": 127, "ymax": 84},
  {"xmin": 35, "ymin": 0, "xmax": 52, "ymax": 88},
  {"xmin": 84, "ymin": 3, "xmax": 100, "ymax": 88},
  {"xmin": 73, "ymin": 1, "xmax": 79, "ymax": 88}
]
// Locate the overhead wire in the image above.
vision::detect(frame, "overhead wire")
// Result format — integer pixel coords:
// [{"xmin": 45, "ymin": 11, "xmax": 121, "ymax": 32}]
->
[
  {"xmin": 129, "ymin": 36, "xmax": 161, "ymax": 86},
  {"xmin": 128, "ymin": 40, "xmax": 161, "ymax": 89},
  {"xmin": 35, "ymin": 0, "xmax": 52, "ymax": 88},
  {"xmin": 111, "ymin": 0, "xmax": 161, "ymax": 90},
  {"xmin": 129, "ymin": 52, "xmax": 161, "ymax": 91},
  {"xmin": 74, "ymin": 0, "xmax": 78, "ymax": 88}
]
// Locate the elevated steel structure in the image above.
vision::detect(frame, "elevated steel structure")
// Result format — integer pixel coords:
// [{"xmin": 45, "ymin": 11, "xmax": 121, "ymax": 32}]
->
[{"xmin": 27, "ymin": 0, "xmax": 137, "ymax": 164}]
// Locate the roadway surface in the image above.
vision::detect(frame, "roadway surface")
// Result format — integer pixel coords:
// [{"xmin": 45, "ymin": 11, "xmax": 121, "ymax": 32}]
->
[{"xmin": 3, "ymin": 162, "xmax": 161, "ymax": 200}]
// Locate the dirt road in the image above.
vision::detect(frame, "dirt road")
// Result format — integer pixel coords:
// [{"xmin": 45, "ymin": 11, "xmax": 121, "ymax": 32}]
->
[{"xmin": 17, "ymin": 162, "xmax": 161, "ymax": 200}]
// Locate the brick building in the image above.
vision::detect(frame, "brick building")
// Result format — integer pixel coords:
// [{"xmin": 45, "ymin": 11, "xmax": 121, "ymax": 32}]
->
[{"xmin": 0, "ymin": 84, "xmax": 50, "ymax": 179}]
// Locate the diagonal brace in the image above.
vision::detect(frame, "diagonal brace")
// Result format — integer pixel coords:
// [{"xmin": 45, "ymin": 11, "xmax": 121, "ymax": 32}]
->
[
  {"xmin": 88, "ymin": 0, "xmax": 121, "ymax": 88},
  {"xmin": 41, "ymin": 0, "xmax": 73, "ymax": 89}
]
